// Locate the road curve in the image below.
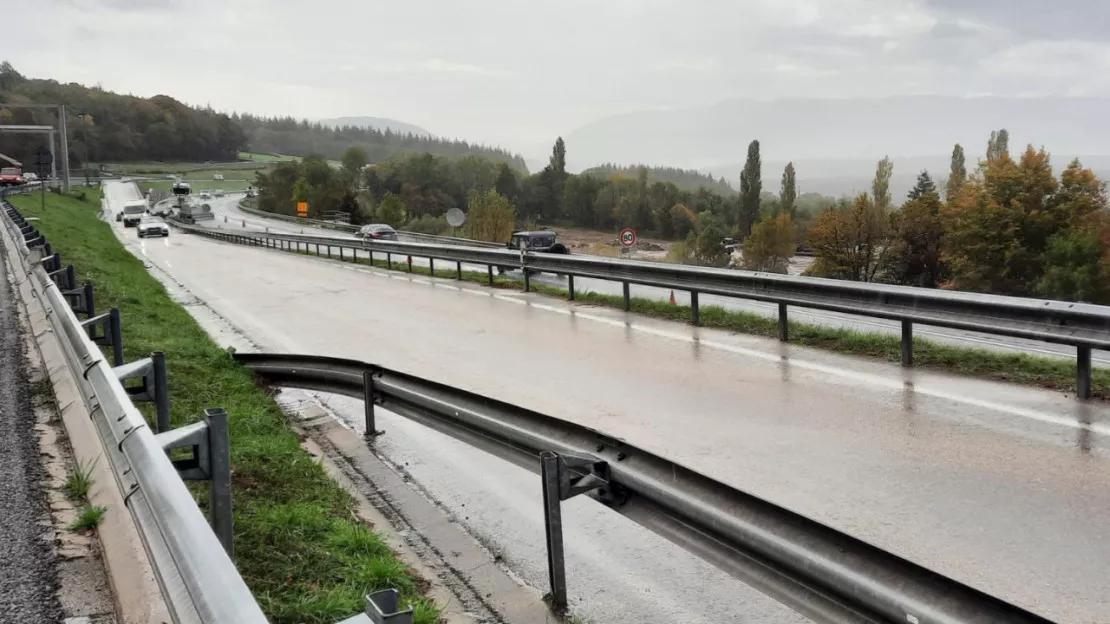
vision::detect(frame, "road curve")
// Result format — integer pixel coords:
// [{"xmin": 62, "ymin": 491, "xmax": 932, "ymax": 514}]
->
[{"xmin": 195, "ymin": 193, "xmax": 1110, "ymax": 366}]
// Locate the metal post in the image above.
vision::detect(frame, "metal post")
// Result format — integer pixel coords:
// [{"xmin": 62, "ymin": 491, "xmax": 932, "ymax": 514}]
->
[
  {"xmin": 387, "ymin": 253, "xmax": 392, "ymax": 270},
  {"xmin": 108, "ymin": 307, "xmax": 124, "ymax": 367},
  {"xmin": 368, "ymin": 250, "xmax": 374, "ymax": 265},
  {"xmin": 362, "ymin": 370, "xmax": 379, "ymax": 438},
  {"xmin": 340, "ymin": 246, "xmax": 345, "ymax": 261},
  {"xmin": 204, "ymin": 408, "xmax": 234, "ymax": 559},
  {"xmin": 327, "ymin": 245, "xmax": 331, "ymax": 258},
  {"xmin": 778, "ymin": 303, "xmax": 788, "ymax": 342},
  {"xmin": 64, "ymin": 264, "xmax": 75, "ymax": 289},
  {"xmin": 429, "ymin": 258, "xmax": 435, "ymax": 276},
  {"xmin": 59, "ymin": 104, "xmax": 71, "ymax": 192},
  {"xmin": 540, "ymin": 452, "xmax": 567, "ymax": 610},
  {"xmin": 407, "ymin": 256, "xmax": 412, "ymax": 273},
  {"xmin": 1077, "ymin": 346, "xmax": 1092, "ymax": 399},
  {"xmin": 487, "ymin": 265, "xmax": 494, "ymax": 285},
  {"xmin": 84, "ymin": 282, "xmax": 96, "ymax": 336},
  {"xmin": 524, "ymin": 270, "xmax": 531, "ymax": 292},
  {"xmin": 622, "ymin": 282, "xmax": 631, "ymax": 311},
  {"xmin": 152, "ymin": 351, "xmax": 170, "ymax": 433},
  {"xmin": 568, "ymin": 275, "xmax": 575, "ymax": 301},
  {"xmin": 316, "ymin": 243, "xmax": 320, "ymax": 255},
  {"xmin": 456, "ymin": 261, "xmax": 462, "ymax": 281},
  {"xmin": 901, "ymin": 321, "xmax": 914, "ymax": 367},
  {"xmin": 690, "ymin": 291, "xmax": 700, "ymax": 326}
]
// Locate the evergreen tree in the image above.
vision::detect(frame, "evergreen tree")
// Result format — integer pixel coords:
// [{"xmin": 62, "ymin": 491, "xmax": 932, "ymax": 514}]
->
[
  {"xmin": 872, "ymin": 156, "xmax": 893, "ymax": 211},
  {"xmin": 780, "ymin": 162, "xmax": 797, "ymax": 217},
  {"xmin": 493, "ymin": 162, "xmax": 519, "ymax": 202},
  {"xmin": 986, "ymin": 129, "xmax": 1010, "ymax": 163},
  {"xmin": 907, "ymin": 170, "xmax": 935, "ymax": 201},
  {"xmin": 739, "ymin": 140, "xmax": 762, "ymax": 235}
]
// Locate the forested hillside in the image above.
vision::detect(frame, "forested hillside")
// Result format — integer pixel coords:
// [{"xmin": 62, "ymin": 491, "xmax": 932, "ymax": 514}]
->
[
  {"xmin": 0, "ymin": 62, "xmax": 244, "ymax": 164},
  {"xmin": 581, "ymin": 163, "xmax": 735, "ymax": 194},
  {"xmin": 237, "ymin": 114, "xmax": 527, "ymax": 171}
]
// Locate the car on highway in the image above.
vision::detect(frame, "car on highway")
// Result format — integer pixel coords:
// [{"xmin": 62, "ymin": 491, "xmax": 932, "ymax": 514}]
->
[
  {"xmin": 137, "ymin": 215, "xmax": 170, "ymax": 238},
  {"xmin": 507, "ymin": 230, "xmax": 568, "ymax": 254},
  {"xmin": 213, "ymin": 189, "xmax": 225, "ymax": 198},
  {"xmin": 0, "ymin": 166, "xmax": 23, "ymax": 186},
  {"xmin": 199, "ymin": 192, "xmax": 211, "ymax": 200},
  {"xmin": 121, "ymin": 199, "xmax": 149, "ymax": 227},
  {"xmin": 355, "ymin": 224, "xmax": 399, "ymax": 241}
]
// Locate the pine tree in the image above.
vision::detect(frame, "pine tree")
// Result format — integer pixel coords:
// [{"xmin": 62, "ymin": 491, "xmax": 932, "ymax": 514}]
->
[
  {"xmin": 493, "ymin": 163, "xmax": 518, "ymax": 201},
  {"xmin": 550, "ymin": 137, "xmax": 566, "ymax": 176},
  {"xmin": 946, "ymin": 143, "xmax": 966, "ymax": 200},
  {"xmin": 739, "ymin": 140, "xmax": 762, "ymax": 235},
  {"xmin": 907, "ymin": 170, "xmax": 935, "ymax": 201},
  {"xmin": 780, "ymin": 162, "xmax": 797, "ymax": 217}
]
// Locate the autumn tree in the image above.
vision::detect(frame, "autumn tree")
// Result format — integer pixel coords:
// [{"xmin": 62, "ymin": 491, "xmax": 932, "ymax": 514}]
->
[
  {"xmin": 742, "ymin": 213, "xmax": 796, "ymax": 273},
  {"xmin": 739, "ymin": 140, "xmax": 762, "ymax": 235},
  {"xmin": 807, "ymin": 193, "xmax": 890, "ymax": 282},
  {"xmin": 885, "ymin": 175, "xmax": 944, "ymax": 286},
  {"xmin": 466, "ymin": 190, "xmax": 517, "ymax": 243},
  {"xmin": 780, "ymin": 162, "xmax": 797, "ymax": 217},
  {"xmin": 946, "ymin": 143, "xmax": 966, "ymax": 200}
]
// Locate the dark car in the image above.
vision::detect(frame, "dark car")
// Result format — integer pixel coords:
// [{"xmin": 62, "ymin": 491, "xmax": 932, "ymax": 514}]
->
[
  {"xmin": 356, "ymin": 224, "xmax": 399, "ymax": 241},
  {"xmin": 497, "ymin": 230, "xmax": 569, "ymax": 275}
]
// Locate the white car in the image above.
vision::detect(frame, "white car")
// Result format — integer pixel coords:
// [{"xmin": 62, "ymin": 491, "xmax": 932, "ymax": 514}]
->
[
  {"xmin": 213, "ymin": 173, "xmax": 224, "ymax": 181},
  {"xmin": 137, "ymin": 215, "xmax": 170, "ymax": 238}
]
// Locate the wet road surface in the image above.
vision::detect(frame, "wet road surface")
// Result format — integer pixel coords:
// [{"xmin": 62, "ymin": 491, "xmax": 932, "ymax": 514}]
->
[
  {"xmin": 197, "ymin": 193, "xmax": 1110, "ymax": 366},
  {"xmin": 109, "ymin": 183, "xmax": 1110, "ymax": 623}
]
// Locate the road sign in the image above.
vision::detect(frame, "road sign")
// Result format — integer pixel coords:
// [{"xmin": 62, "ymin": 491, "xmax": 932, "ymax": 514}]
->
[
  {"xmin": 619, "ymin": 228, "xmax": 637, "ymax": 248},
  {"xmin": 34, "ymin": 149, "xmax": 52, "ymax": 167},
  {"xmin": 445, "ymin": 207, "xmax": 466, "ymax": 227},
  {"xmin": 297, "ymin": 201, "xmax": 308, "ymax": 217}
]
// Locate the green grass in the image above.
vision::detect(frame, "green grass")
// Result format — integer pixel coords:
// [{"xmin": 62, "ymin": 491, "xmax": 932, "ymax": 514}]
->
[
  {"xmin": 144, "ymin": 179, "xmax": 254, "ymax": 194},
  {"xmin": 64, "ymin": 457, "xmax": 98, "ymax": 501},
  {"xmin": 70, "ymin": 505, "xmax": 107, "ymax": 531},
  {"xmin": 259, "ymin": 239, "xmax": 1110, "ymax": 397},
  {"xmin": 238, "ymin": 152, "xmax": 300, "ymax": 163},
  {"xmin": 9, "ymin": 190, "xmax": 439, "ymax": 624}
]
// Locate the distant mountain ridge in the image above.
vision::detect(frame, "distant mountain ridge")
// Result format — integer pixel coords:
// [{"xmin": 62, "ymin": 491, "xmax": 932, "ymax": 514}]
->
[
  {"xmin": 565, "ymin": 96, "xmax": 1110, "ymax": 174},
  {"xmin": 316, "ymin": 116, "xmax": 431, "ymax": 137}
]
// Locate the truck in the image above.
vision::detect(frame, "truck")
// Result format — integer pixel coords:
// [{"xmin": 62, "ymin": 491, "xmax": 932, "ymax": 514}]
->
[{"xmin": 121, "ymin": 199, "xmax": 149, "ymax": 227}]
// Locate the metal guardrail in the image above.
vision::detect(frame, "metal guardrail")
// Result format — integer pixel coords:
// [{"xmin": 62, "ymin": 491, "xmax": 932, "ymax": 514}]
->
[
  {"xmin": 176, "ymin": 222, "xmax": 1110, "ymax": 399},
  {"xmin": 234, "ymin": 198, "xmax": 503, "ymax": 248},
  {"xmin": 235, "ymin": 351, "xmax": 1053, "ymax": 623},
  {"xmin": 0, "ymin": 197, "xmax": 269, "ymax": 624}
]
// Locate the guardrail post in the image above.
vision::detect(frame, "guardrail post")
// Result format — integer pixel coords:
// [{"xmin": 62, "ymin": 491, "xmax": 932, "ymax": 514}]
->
[
  {"xmin": 487, "ymin": 264, "xmax": 493, "ymax": 285},
  {"xmin": 205, "ymin": 408, "xmax": 234, "ymax": 559},
  {"xmin": 363, "ymin": 370, "xmax": 383, "ymax": 438},
  {"xmin": 108, "ymin": 308, "xmax": 124, "ymax": 366},
  {"xmin": 567, "ymin": 275, "xmax": 575, "ymax": 300},
  {"xmin": 524, "ymin": 269, "xmax": 531, "ymax": 292},
  {"xmin": 540, "ymin": 452, "xmax": 567, "ymax": 611},
  {"xmin": 690, "ymin": 291, "xmax": 700, "ymax": 326},
  {"xmin": 407, "ymin": 256, "xmax": 412, "ymax": 273},
  {"xmin": 429, "ymin": 257, "xmax": 435, "ymax": 276},
  {"xmin": 315, "ymin": 243, "xmax": 320, "ymax": 255},
  {"xmin": 778, "ymin": 303, "xmax": 788, "ymax": 342},
  {"xmin": 153, "ymin": 351, "xmax": 170, "ymax": 433},
  {"xmin": 1077, "ymin": 347, "xmax": 1092, "ymax": 399},
  {"xmin": 327, "ymin": 245, "xmax": 332, "ymax": 258},
  {"xmin": 340, "ymin": 246, "xmax": 345, "ymax": 262},
  {"xmin": 901, "ymin": 321, "xmax": 914, "ymax": 367},
  {"xmin": 387, "ymin": 253, "xmax": 392, "ymax": 270},
  {"xmin": 622, "ymin": 282, "xmax": 631, "ymax": 311},
  {"xmin": 538, "ymin": 451, "xmax": 608, "ymax": 613},
  {"xmin": 456, "ymin": 261, "xmax": 462, "ymax": 281}
]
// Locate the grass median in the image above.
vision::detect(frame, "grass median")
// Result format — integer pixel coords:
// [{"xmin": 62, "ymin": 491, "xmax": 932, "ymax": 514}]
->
[
  {"xmin": 9, "ymin": 190, "xmax": 439, "ymax": 624},
  {"xmin": 263, "ymin": 235, "xmax": 1110, "ymax": 397}
]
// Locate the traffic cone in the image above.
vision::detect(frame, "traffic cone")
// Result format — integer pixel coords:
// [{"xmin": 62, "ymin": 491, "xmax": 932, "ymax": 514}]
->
[{"xmin": 669, "ymin": 290, "xmax": 676, "ymax": 305}]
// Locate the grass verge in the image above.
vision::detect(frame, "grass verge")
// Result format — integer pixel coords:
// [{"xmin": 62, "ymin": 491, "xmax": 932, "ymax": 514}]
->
[
  {"xmin": 268, "ymin": 238, "xmax": 1109, "ymax": 397},
  {"xmin": 64, "ymin": 457, "xmax": 97, "ymax": 501},
  {"xmin": 9, "ymin": 190, "xmax": 439, "ymax": 623}
]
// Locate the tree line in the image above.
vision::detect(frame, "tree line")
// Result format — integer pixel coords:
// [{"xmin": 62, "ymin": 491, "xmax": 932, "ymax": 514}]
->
[{"xmin": 0, "ymin": 62, "xmax": 245, "ymax": 164}]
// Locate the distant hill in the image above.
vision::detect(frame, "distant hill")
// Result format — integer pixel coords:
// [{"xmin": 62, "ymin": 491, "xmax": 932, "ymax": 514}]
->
[
  {"xmin": 564, "ymin": 96, "xmax": 1110, "ymax": 175},
  {"xmin": 237, "ymin": 114, "xmax": 528, "ymax": 171},
  {"xmin": 0, "ymin": 62, "xmax": 244, "ymax": 165},
  {"xmin": 316, "ymin": 116, "xmax": 430, "ymax": 137},
  {"xmin": 582, "ymin": 163, "xmax": 735, "ymax": 194}
]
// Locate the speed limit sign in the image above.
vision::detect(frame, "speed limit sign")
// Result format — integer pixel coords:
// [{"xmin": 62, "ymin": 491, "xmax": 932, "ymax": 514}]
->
[{"xmin": 619, "ymin": 228, "xmax": 637, "ymax": 248}]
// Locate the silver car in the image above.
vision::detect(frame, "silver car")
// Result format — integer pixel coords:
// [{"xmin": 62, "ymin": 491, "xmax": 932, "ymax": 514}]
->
[
  {"xmin": 355, "ymin": 224, "xmax": 399, "ymax": 241},
  {"xmin": 137, "ymin": 215, "xmax": 170, "ymax": 238}
]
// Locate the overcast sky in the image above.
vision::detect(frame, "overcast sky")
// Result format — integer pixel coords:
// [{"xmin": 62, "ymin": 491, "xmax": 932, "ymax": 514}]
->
[{"xmin": 5, "ymin": 0, "xmax": 1109, "ymax": 158}]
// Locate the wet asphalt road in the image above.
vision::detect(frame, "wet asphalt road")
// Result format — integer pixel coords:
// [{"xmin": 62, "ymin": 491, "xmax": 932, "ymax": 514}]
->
[
  {"xmin": 0, "ymin": 232, "xmax": 63, "ymax": 622},
  {"xmin": 198, "ymin": 194, "xmax": 1110, "ymax": 366},
  {"xmin": 112, "ymin": 183, "xmax": 1110, "ymax": 622}
]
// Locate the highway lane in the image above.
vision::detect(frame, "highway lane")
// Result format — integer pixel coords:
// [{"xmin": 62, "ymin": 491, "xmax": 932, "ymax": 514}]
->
[
  {"xmin": 104, "ymin": 182, "xmax": 1110, "ymax": 623},
  {"xmin": 198, "ymin": 194, "xmax": 1110, "ymax": 366}
]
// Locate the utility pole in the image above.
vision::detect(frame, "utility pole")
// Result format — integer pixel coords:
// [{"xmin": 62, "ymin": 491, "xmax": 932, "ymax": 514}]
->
[{"xmin": 58, "ymin": 104, "xmax": 70, "ymax": 191}]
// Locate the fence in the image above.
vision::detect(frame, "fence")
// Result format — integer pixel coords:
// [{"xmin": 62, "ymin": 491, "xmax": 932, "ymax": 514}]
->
[{"xmin": 176, "ymin": 221, "xmax": 1110, "ymax": 399}]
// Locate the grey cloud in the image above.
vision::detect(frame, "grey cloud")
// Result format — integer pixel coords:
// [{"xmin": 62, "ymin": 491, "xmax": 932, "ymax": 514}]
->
[{"xmin": 922, "ymin": 0, "xmax": 1110, "ymax": 41}]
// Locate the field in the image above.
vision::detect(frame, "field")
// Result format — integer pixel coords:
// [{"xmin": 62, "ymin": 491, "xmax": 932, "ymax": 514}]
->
[{"xmin": 141, "ymin": 179, "xmax": 254, "ymax": 194}]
